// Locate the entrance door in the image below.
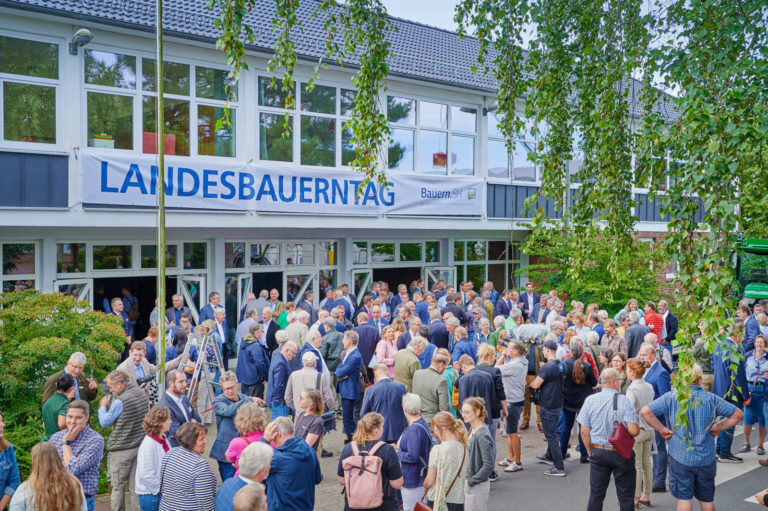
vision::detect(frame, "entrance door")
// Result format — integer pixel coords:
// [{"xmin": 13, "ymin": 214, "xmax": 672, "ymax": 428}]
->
[
  {"xmin": 178, "ymin": 275, "xmax": 206, "ymax": 324},
  {"xmin": 425, "ymin": 267, "xmax": 456, "ymax": 288},
  {"xmin": 237, "ymin": 274, "xmax": 252, "ymax": 310},
  {"xmin": 55, "ymin": 279, "xmax": 93, "ymax": 308},
  {"xmin": 286, "ymin": 273, "xmax": 315, "ymax": 307},
  {"xmin": 352, "ymin": 269, "xmax": 373, "ymax": 308}
]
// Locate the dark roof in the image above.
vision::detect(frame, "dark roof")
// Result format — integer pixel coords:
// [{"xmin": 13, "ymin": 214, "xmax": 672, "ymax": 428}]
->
[{"xmin": 1, "ymin": 0, "xmax": 676, "ymax": 117}]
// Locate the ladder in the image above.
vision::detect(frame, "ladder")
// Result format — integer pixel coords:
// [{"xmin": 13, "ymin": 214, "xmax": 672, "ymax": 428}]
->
[{"xmin": 180, "ymin": 332, "xmax": 224, "ymax": 402}]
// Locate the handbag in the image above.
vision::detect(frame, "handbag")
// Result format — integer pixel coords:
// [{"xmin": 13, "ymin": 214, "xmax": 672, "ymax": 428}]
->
[
  {"xmin": 609, "ymin": 393, "xmax": 635, "ymax": 460},
  {"xmin": 414, "ymin": 445, "xmax": 466, "ymax": 511},
  {"xmin": 743, "ymin": 376, "xmax": 760, "ymax": 406},
  {"xmin": 313, "ymin": 372, "xmax": 337, "ymax": 432}
]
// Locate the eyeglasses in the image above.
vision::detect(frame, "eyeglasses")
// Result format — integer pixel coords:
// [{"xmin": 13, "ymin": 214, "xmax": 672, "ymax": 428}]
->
[
  {"xmin": 222, "ymin": 386, "xmax": 237, "ymax": 392},
  {"xmin": 460, "ymin": 409, "xmax": 473, "ymax": 416}
]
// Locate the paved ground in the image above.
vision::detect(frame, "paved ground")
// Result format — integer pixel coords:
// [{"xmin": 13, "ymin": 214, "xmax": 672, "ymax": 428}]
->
[{"xmin": 96, "ymin": 411, "xmax": 766, "ymax": 510}]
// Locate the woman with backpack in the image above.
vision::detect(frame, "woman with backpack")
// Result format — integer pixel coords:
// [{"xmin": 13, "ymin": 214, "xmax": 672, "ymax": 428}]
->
[
  {"xmin": 337, "ymin": 412, "xmax": 403, "ymax": 511},
  {"xmin": 424, "ymin": 411, "xmax": 468, "ymax": 511},
  {"xmin": 396, "ymin": 394, "xmax": 433, "ymax": 511},
  {"xmin": 461, "ymin": 397, "xmax": 494, "ymax": 511}
]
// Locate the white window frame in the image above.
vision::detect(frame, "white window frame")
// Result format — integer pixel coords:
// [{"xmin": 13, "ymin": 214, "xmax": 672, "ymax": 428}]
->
[
  {"xmin": 0, "ymin": 30, "xmax": 64, "ymax": 151},
  {"xmin": 0, "ymin": 240, "xmax": 40, "ymax": 293}
]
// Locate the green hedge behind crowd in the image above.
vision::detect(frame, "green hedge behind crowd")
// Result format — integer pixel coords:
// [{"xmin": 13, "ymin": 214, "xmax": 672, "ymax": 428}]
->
[{"xmin": 0, "ymin": 290, "xmax": 126, "ymax": 478}]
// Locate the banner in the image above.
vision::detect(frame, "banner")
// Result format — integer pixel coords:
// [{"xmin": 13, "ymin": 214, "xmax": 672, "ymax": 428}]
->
[{"xmin": 81, "ymin": 151, "xmax": 483, "ymax": 216}]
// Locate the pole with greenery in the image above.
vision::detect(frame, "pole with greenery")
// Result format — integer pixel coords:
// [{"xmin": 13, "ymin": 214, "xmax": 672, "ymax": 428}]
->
[{"xmin": 155, "ymin": 0, "xmax": 167, "ymax": 390}]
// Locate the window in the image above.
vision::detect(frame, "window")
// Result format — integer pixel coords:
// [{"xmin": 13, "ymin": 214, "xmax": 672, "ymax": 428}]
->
[
  {"xmin": 399, "ymin": 243, "xmax": 422, "ymax": 262},
  {"xmin": 225, "ymin": 242, "xmax": 246, "ymax": 268},
  {"xmin": 487, "ymin": 113, "xmax": 540, "ymax": 182},
  {"xmin": 454, "ymin": 239, "xmax": 521, "ymax": 291},
  {"xmin": 92, "ymin": 245, "xmax": 132, "ymax": 270},
  {"xmin": 57, "ymin": 243, "xmax": 85, "ymax": 273},
  {"xmin": 286, "ymin": 243, "xmax": 314, "ymax": 265},
  {"xmin": 83, "ymin": 50, "xmax": 237, "ymax": 156},
  {"xmin": 1, "ymin": 35, "xmax": 59, "ymax": 145},
  {"xmin": 353, "ymin": 242, "xmax": 368, "ymax": 265},
  {"xmin": 183, "ymin": 243, "xmax": 207, "ymax": 269},
  {"xmin": 425, "ymin": 241, "xmax": 440, "ymax": 263},
  {"xmin": 371, "ymin": 243, "xmax": 395, "ymax": 263},
  {"xmin": 258, "ymin": 77, "xmax": 355, "ymax": 167},
  {"xmin": 140, "ymin": 244, "xmax": 179, "ymax": 268},
  {"xmin": 251, "ymin": 243, "xmax": 280, "ymax": 266},
  {"xmin": 318, "ymin": 242, "xmax": 337, "ymax": 265},
  {"xmin": 387, "ymin": 96, "xmax": 477, "ymax": 175}
]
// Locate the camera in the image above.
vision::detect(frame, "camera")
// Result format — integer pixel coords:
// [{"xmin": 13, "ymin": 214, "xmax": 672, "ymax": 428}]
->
[
  {"xmin": 498, "ymin": 337, "xmax": 511, "ymax": 348},
  {"xmin": 136, "ymin": 375, "xmax": 155, "ymax": 387}
]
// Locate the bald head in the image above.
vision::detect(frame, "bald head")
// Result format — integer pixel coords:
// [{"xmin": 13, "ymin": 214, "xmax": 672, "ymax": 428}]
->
[{"xmin": 601, "ymin": 368, "xmax": 621, "ymax": 388}]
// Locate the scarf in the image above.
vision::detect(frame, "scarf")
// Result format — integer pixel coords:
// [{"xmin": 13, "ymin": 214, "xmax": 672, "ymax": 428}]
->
[{"xmin": 149, "ymin": 434, "xmax": 170, "ymax": 453}]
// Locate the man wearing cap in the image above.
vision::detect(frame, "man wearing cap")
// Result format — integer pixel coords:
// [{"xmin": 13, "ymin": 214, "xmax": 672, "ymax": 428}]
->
[{"xmin": 529, "ymin": 339, "xmax": 566, "ymax": 476}]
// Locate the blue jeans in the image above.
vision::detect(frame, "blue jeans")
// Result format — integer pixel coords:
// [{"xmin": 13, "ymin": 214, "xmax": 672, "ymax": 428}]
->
[
  {"xmin": 652, "ymin": 414, "xmax": 668, "ymax": 487},
  {"xmin": 717, "ymin": 402, "xmax": 742, "ymax": 455},
  {"xmin": 541, "ymin": 406, "xmax": 564, "ymax": 471},
  {"xmin": 559, "ymin": 409, "xmax": 588, "ymax": 459},
  {"xmin": 270, "ymin": 403, "xmax": 290, "ymax": 419},
  {"xmin": 138, "ymin": 494, "xmax": 159, "ymax": 511},
  {"xmin": 342, "ymin": 397, "xmax": 357, "ymax": 440},
  {"xmin": 85, "ymin": 496, "xmax": 95, "ymax": 511},
  {"xmin": 218, "ymin": 459, "xmax": 236, "ymax": 481}
]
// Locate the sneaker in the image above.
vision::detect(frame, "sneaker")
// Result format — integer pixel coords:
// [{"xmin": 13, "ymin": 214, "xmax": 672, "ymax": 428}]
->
[
  {"xmin": 489, "ymin": 471, "xmax": 498, "ymax": 482},
  {"xmin": 758, "ymin": 447, "xmax": 766, "ymax": 456},
  {"xmin": 536, "ymin": 454, "xmax": 554, "ymax": 465},
  {"xmin": 719, "ymin": 452, "xmax": 744, "ymax": 463},
  {"xmin": 504, "ymin": 462, "xmax": 523, "ymax": 472},
  {"xmin": 740, "ymin": 444, "xmax": 751, "ymax": 453},
  {"xmin": 544, "ymin": 467, "xmax": 566, "ymax": 477},
  {"xmin": 321, "ymin": 449, "xmax": 333, "ymax": 458},
  {"xmin": 498, "ymin": 458, "xmax": 513, "ymax": 467}
]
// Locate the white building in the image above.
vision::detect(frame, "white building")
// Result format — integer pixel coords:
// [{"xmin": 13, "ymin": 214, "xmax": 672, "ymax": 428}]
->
[{"xmin": 0, "ymin": 0, "xmax": 690, "ymax": 333}]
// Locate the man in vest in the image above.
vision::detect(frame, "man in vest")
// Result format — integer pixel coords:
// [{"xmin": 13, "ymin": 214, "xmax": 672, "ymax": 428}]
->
[{"xmin": 98, "ymin": 369, "xmax": 150, "ymax": 511}]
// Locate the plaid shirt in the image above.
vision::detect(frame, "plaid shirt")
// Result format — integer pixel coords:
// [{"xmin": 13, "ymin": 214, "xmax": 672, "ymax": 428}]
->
[
  {"xmin": 50, "ymin": 426, "xmax": 105, "ymax": 495},
  {"xmin": 647, "ymin": 385, "xmax": 737, "ymax": 466}
]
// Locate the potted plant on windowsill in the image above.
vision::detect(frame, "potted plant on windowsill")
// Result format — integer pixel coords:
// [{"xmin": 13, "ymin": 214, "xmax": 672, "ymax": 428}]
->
[{"xmin": 89, "ymin": 133, "xmax": 115, "ymax": 149}]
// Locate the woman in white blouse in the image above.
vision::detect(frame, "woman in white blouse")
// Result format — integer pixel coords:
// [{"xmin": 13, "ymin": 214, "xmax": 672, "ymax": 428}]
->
[
  {"xmin": 136, "ymin": 406, "xmax": 172, "ymax": 511},
  {"xmin": 626, "ymin": 358, "xmax": 656, "ymax": 508}
]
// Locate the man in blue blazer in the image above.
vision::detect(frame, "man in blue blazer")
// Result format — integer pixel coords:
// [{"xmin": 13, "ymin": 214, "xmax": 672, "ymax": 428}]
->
[
  {"xmin": 336, "ymin": 330, "xmax": 363, "ymax": 441},
  {"xmin": 266, "ymin": 341, "xmax": 298, "ymax": 419},
  {"xmin": 236, "ymin": 326, "xmax": 271, "ymax": 399},
  {"xmin": 367, "ymin": 305, "xmax": 389, "ymax": 333},
  {"xmin": 741, "ymin": 302, "xmax": 763, "ymax": 353},
  {"xmin": 427, "ymin": 309, "xmax": 450, "ymax": 350},
  {"xmin": 299, "ymin": 329, "xmax": 325, "ymax": 375},
  {"xmin": 640, "ymin": 343, "xmax": 672, "ymax": 492},
  {"xmin": 361, "ymin": 364, "xmax": 408, "ymax": 443},
  {"xmin": 353, "ymin": 312, "xmax": 381, "ymax": 381},
  {"xmin": 198, "ymin": 291, "xmax": 221, "ymax": 324},
  {"xmin": 519, "ymin": 282, "xmax": 540, "ymax": 322},
  {"xmin": 215, "ymin": 441, "xmax": 272, "ymax": 511},
  {"xmin": 494, "ymin": 289, "xmax": 513, "ymax": 318},
  {"xmin": 157, "ymin": 369, "xmax": 201, "ymax": 447},
  {"xmin": 441, "ymin": 294, "xmax": 467, "ymax": 326}
]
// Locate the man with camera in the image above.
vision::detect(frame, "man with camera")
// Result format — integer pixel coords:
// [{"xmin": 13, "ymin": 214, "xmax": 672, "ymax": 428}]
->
[
  {"xmin": 578, "ymin": 368, "xmax": 640, "ymax": 511},
  {"xmin": 115, "ymin": 341, "xmax": 156, "ymax": 395}
]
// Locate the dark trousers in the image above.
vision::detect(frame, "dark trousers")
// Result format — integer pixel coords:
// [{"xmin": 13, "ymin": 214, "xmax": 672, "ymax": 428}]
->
[
  {"xmin": 559, "ymin": 409, "xmax": 588, "ymax": 459},
  {"xmin": 221, "ymin": 344, "xmax": 229, "ymax": 370},
  {"xmin": 541, "ymin": 406, "xmax": 564, "ymax": 470},
  {"xmin": 342, "ymin": 397, "xmax": 357, "ymax": 440},
  {"xmin": 652, "ymin": 415, "xmax": 668, "ymax": 486},
  {"xmin": 716, "ymin": 401, "xmax": 742, "ymax": 455},
  {"xmin": 242, "ymin": 383, "xmax": 265, "ymax": 400},
  {"xmin": 217, "ymin": 459, "xmax": 235, "ymax": 481},
  {"xmin": 588, "ymin": 447, "xmax": 636, "ymax": 511}
]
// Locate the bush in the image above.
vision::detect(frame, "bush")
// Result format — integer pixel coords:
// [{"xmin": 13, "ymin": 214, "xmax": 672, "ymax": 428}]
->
[{"xmin": 0, "ymin": 290, "xmax": 127, "ymax": 478}]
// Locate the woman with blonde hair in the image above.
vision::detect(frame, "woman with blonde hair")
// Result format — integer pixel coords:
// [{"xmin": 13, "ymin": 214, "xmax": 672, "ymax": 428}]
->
[
  {"xmin": 436, "ymin": 348, "xmax": 458, "ymax": 417},
  {"xmin": 570, "ymin": 312, "xmax": 590, "ymax": 341},
  {"xmin": 10, "ymin": 442, "xmax": 86, "ymax": 510},
  {"xmin": 225, "ymin": 403, "xmax": 267, "ymax": 475},
  {"xmin": 424, "ymin": 411, "xmax": 468, "ymax": 511},
  {"xmin": 461, "ymin": 398, "xmax": 494, "ymax": 511},
  {"xmin": 390, "ymin": 317, "xmax": 407, "ymax": 337},
  {"xmin": 337, "ymin": 412, "xmax": 403, "ymax": 511},
  {"xmin": 375, "ymin": 326, "xmax": 398, "ymax": 379},
  {"xmin": 626, "ymin": 358, "xmax": 655, "ymax": 508}
]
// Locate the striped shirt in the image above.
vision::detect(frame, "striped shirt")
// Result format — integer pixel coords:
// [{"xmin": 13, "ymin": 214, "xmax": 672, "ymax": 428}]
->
[
  {"xmin": 50, "ymin": 426, "xmax": 104, "ymax": 496},
  {"xmin": 577, "ymin": 388, "xmax": 638, "ymax": 445},
  {"xmin": 159, "ymin": 447, "xmax": 216, "ymax": 511},
  {"xmin": 647, "ymin": 385, "xmax": 737, "ymax": 466}
]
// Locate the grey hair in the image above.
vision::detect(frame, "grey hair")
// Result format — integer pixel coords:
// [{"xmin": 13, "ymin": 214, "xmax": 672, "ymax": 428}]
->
[
  {"xmin": 245, "ymin": 308, "xmax": 258, "ymax": 319},
  {"xmin": 220, "ymin": 370, "xmax": 238, "ymax": 383},
  {"xmin": 429, "ymin": 308, "xmax": 441, "ymax": 320},
  {"xmin": 479, "ymin": 318, "xmax": 490, "ymax": 328},
  {"xmin": 402, "ymin": 393, "xmax": 422, "ymax": 415},
  {"xmin": 409, "ymin": 336, "xmax": 428, "ymax": 349},
  {"xmin": 586, "ymin": 330, "xmax": 600, "ymax": 345},
  {"xmin": 272, "ymin": 416, "xmax": 294, "ymax": 436},
  {"xmin": 551, "ymin": 320, "xmax": 564, "ymax": 330},
  {"xmin": 106, "ymin": 370, "xmax": 130, "ymax": 384},
  {"xmin": 644, "ymin": 332, "xmax": 658, "ymax": 344},
  {"xmin": 237, "ymin": 442, "xmax": 273, "ymax": 479},
  {"xmin": 302, "ymin": 351, "xmax": 317, "ymax": 366},
  {"xmin": 275, "ymin": 330, "xmax": 289, "ymax": 344},
  {"xmin": 323, "ymin": 317, "xmax": 337, "ymax": 328},
  {"xmin": 493, "ymin": 316, "xmax": 506, "ymax": 329},
  {"xmin": 296, "ymin": 310, "xmax": 310, "ymax": 321},
  {"xmin": 69, "ymin": 352, "xmax": 87, "ymax": 365},
  {"xmin": 281, "ymin": 340, "xmax": 298, "ymax": 353},
  {"xmin": 446, "ymin": 316, "xmax": 460, "ymax": 327},
  {"xmin": 509, "ymin": 309, "xmax": 522, "ymax": 320},
  {"xmin": 213, "ymin": 307, "xmax": 226, "ymax": 316},
  {"xmin": 172, "ymin": 293, "xmax": 182, "ymax": 301},
  {"xmin": 601, "ymin": 367, "xmax": 620, "ymax": 384},
  {"xmin": 259, "ymin": 289, "xmax": 269, "ymax": 298},
  {"xmin": 286, "ymin": 311, "xmax": 297, "ymax": 323},
  {"xmin": 305, "ymin": 329, "xmax": 321, "ymax": 344},
  {"xmin": 629, "ymin": 311, "xmax": 640, "ymax": 323}
]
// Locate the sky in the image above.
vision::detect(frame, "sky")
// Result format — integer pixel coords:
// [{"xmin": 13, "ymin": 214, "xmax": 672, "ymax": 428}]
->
[{"xmin": 381, "ymin": 0, "xmax": 460, "ymax": 32}]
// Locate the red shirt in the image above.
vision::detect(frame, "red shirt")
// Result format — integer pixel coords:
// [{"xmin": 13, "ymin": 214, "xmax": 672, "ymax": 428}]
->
[{"xmin": 645, "ymin": 311, "xmax": 664, "ymax": 339}]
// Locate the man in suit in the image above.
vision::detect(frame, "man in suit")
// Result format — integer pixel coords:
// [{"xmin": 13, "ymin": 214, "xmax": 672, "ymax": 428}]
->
[
  {"xmin": 42, "ymin": 352, "xmax": 99, "ymax": 404},
  {"xmin": 268, "ymin": 288, "xmax": 285, "ymax": 318},
  {"xmin": 215, "ymin": 442, "xmax": 272, "ymax": 511},
  {"xmin": 412, "ymin": 349, "xmax": 450, "ymax": 423},
  {"xmin": 391, "ymin": 284, "xmax": 410, "ymax": 312},
  {"xmin": 236, "ymin": 323, "xmax": 270, "ymax": 399},
  {"xmin": 625, "ymin": 311, "xmax": 650, "ymax": 357},
  {"xmin": 362, "ymin": 364, "xmax": 408, "ymax": 443},
  {"xmin": 115, "ymin": 340, "xmax": 156, "ymax": 390},
  {"xmin": 336, "ymin": 330, "xmax": 363, "ymax": 441},
  {"xmin": 355, "ymin": 294, "xmax": 374, "ymax": 319},
  {"xmin": 340, "ymin": 283, "xmax": 357, "ymax": 318},
  {"xmin": 266, "ymin": 341, "xmax": 298, "ymax": 419},
  {"xmin": 110, "ymin": 297, "xmax": 133, "ymax": 361},
  {"xmin": 427, "ymin": 309, "xmax": 449, "ymax": 350},
  {"xmin": 441, "ymin": 294, "xmax": 467, "ymax": 326},
  {"xmin": 243, "ymin": 290, "xmax": 269, "ymax": 322},
  {"xmin": 494, "ymin": 289, "xmax": 513, "ymax": 318},
  {"xmin": 299, "ymin": 329, "xmax": 328, "ymax": 378},
  {"xmin": 740, "ymin": 301, "xmax": 762, "ymax": 353},
  {"xmin": 398, "ymin": 316, "xmax": 421, "ymax": 350},
  {"xmin": 261, "ymin": 307, "xmax": 280, "ymax": 355},
  {"xmin": 166, "ymin": 293, "xmax": 193, "ymax": 328},
  {"xmin": 519, "ymin": 282, "xmax": 540, "ymax": 322},
  {"xmin": 157, "ymin": 369, "xmax": 201, "ymax": 447},
  {"xmin": 457, "ymin": 355, "xmax": 495, "ymax": 425},
  {"xmin": 297, "ymin": 290, "xmax": 318, "ymax": 325},
  {"xmin": 212, "ymin": 306, "xmax": 232, "ymax": 369},
  {"xmin": 639, "ymin": 343, "xmax": 672, "ymax": 493},
  {"xmin": 393, "ymin": 337, "xmax": 428, "ymax": 393},
  {"xmin": 531, "ymin": 296, "xmax": 552, "ymax": 325},
  {"xmin": 236, "ymin": 308, "xmax": 258, "ymax": 350},
  {"xmin": 413, "ymin": 292, "xmax": 430, "ymax": 325},
  {"xmin": 238, "ymin": 292, "xmax": 256, "ymax": 324},
  {"xmin": 353, "ymin": 312, "xmax": 381, "ymax": 381},
  {"xmin": 658, "ymin": 300, "xmax": 678, "ymax": 358},
  {"xmin": 199, "ymin": 291, "xmax": 221, "ymax": 324},
  {"xmin": 367, "ymin": 305, "xmax": 389, "ymax": 333}
]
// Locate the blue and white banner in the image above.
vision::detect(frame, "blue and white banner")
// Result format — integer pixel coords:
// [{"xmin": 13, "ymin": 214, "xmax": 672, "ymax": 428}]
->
[{"xmin": 81, "ymin": 151, "xmax": 483, "ymax": 216}]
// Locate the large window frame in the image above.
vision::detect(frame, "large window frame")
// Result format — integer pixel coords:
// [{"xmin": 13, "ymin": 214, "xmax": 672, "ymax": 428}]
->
[
  {"xmin": 80, "ymin": 45, "xmax": 238, "ymax": 158},
  {"xmin": 1, "ymin": 241, "xmax": 39, "ymax": 293},
  {"xmin": 453, "ymin": 239, "xmax": 522, "ymax": 291},
  {"xmin": 0, "ymin": 30, "xmax": 63, "ymax": 151},
  {"xmin": 386, "ymin": 94, "xmax": 478, "ymax": 176}
]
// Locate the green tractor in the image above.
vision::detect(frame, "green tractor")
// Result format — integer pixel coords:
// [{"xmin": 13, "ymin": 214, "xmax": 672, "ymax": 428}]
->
[{"xmin": 736, "ymin": 237, "xmax": 768, "ymax": 306}]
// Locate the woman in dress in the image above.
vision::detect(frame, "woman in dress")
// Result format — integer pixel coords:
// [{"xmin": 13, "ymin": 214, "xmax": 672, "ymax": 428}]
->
[
  {"xmin": 460, "ymin": 398, "xmax": 494, "ymax": 511},
  {"xmin": 294, "ymin": 389, "xmax": 325, "ymax": 453},
  {"xmin": 136, "ymin": 406, "xmax": 171, "ymax": 511},
  {"xmin": 9, "ymin": 442, "xmax": 85, "ymax": 511},
  {"xmin": 375, "ymin": 326, "xmax": 398, "ymax": 379},
  {"xmin": 424, "ymin": 411, "xmax": 468, "ymax": 511}
]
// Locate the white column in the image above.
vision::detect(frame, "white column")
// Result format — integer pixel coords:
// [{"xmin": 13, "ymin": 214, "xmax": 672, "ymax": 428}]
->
[{"xmin": 40, "ymin": 236, "xmax": 57, "ymax": 293}]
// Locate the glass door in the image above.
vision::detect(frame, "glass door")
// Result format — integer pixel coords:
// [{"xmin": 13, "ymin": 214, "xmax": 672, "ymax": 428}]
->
[
  {"xmin": 55, "ymin": 279, "xmax": 93, "ymax": 308},
  {"xmin": 286, "ymin": 273, "xmax": 314, "ymax": 306},
  {"xmin": 237, "ymin": 274, "xmax": 252, "ymax": 310},
  {"xmin": 178, "ymin": 275, "xmax": 206, "ymax": 324},
  {"xmin": 425, "ymin": 267, "xmax": 456, "ymax": 288},
  {"xmin": 352, "ymin": 269, "xmax": 373, "ymax": 308}
]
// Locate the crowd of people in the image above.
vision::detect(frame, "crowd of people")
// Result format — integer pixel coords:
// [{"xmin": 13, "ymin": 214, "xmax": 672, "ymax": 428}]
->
[{"xmin": 2, "ymin": 280, "xmax": 768, "ymax": 511}]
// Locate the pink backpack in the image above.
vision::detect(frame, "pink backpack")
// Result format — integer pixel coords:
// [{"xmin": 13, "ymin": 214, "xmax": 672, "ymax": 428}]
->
[{"xmin": 342, "ymin": 441, "xmax": 386, "ymax": 509}]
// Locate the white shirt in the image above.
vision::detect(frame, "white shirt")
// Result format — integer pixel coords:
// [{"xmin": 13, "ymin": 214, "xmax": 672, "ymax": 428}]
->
[
  {"xmin": 342, "ymin": 346, "xmax": 358, "ymax": 364},
  {"xmin": 135, "ymin": 435, "xmax": 167, "ymax": 495},
  {"xmin": 216, "ymin": 320, "xmax": 226, "ymax": 345},
  {"xmin": 660, "ymin": 311, "xmax": 668, "ymax": 340},
  {"xmin": 527, "ymin": 293, "xmax": 534, "ymax": 311},
  {"xmin": 167, "ymin": 392, "xmax": 188, "ymax": 422}
]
